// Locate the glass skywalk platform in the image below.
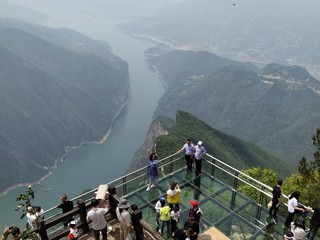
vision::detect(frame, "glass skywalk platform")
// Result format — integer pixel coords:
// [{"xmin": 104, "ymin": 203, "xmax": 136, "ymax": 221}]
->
[
  {"xmin": 105, "ymin": 152, "xmax": 293, "ymax": 240},
  {"xmin": 43, "ymin": 152, "xmax": 300, "ymax": 239},
  {"xmin": 124, "ymin": 164, "xmax": 284, "ymax": 239}
]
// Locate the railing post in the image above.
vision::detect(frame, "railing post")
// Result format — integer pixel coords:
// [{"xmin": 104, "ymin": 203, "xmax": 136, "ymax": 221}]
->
[
  {"xmin": 38, "ymin": 221, "xmax": 49, "ymax": 240},
  {"xmin": 231, "ymin": 171, "xmax": 239, "ymax": 210},
  {"xmin": 108, "ymin": 194, "xmax": 118, "ymax": 218},
  {"xmin": 77, "ymin": 199, "xmax": 89, "ymax": 233},
  {"xmin": 131, "ymin": 207, "xmax": 143, "ymax": 240},
  {"xmin": 123, "ymin": 176, "xmax": 127, "ymax": 196},
  {"xmin": 255, "ymin": 186, "xmax": 265, "ymax": 222},
  {"xmin": 170, "ymin": 156, "xmax": 174, "ymax": 175},
  {"xmin": 210, "ymin": 158, "xmax": 216, "ymax": 177}
]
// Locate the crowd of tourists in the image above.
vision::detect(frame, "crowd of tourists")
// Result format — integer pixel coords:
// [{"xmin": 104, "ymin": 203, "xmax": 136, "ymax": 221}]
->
[{"xmin": 2, "ymin": 139, "xmax": 320, "ymax": 240}]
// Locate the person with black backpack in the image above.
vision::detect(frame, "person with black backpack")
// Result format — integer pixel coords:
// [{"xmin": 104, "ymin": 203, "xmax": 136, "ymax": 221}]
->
[{"xmin": 188, "ymin": 200, "xmax": 203, "ymax": 224}]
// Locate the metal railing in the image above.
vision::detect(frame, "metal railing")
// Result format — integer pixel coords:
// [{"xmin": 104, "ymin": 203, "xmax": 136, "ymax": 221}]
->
[
  {"xmin": 204, "ymin": 153, "xmax": 309, "ymax": 208},
  {"xmin": 40, "ymin": 152, "xmax": 310, "ymax": 239}
]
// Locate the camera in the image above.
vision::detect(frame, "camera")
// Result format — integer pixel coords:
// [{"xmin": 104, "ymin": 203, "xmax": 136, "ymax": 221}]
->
[{"xmin": 8, "ymin": 226, "xmax": 13, "ymax": 230}]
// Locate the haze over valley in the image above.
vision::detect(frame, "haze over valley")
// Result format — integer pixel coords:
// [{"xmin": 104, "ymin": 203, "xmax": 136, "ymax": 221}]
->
[
  {"xmin": 121, "ymin": 0, "xmax": 320, "ymax": 79},
  {"xmin": 0, "ymin": 0, "xmax": 319, "ymax": 230}
]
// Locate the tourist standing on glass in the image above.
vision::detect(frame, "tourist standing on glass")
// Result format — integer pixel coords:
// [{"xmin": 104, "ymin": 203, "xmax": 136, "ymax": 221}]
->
[
  {"xmin": 146, "ymin": 153, "xmax": 159, "ymax": 191},
  {"xmin": 167, "ymin": 182, "xmax": 181, "ymax": 211},
  {"xmin": 170, "ymin": 206, "xmax": 181, "ymax": 236},
  {"xmin": 159, "ymin": 200, "xmax": 171, "ymax": 235},
  {"xmin": 155, "ymin": 197, "xmax": 165, "ymax": 231},
  {"xmin": 178, "ymin": 139, "xmax": 195, "ymax": 171},
  {"xmin": 193, "ymin": 141, "xmax": 206, "ymax": 176},
  {"xmin": 284, "ymin": 191, "xmax": 305, "ymax": 228},
  {"xmin": 188, "ymin": 200, "xmax": 203, "ymax": 224},
  {"xmin": 269, "ymin": 179, "xmax": 283, "ymax": 223}
]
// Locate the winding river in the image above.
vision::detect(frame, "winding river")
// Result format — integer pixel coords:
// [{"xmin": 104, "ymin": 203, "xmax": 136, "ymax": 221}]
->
[{"xmin": 0, "ymin": 9, "xmax": 164, "ymax": 229}]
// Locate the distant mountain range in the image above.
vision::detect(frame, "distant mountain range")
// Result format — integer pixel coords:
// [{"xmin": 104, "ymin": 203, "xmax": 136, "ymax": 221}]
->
[
  {"xmin": 120, "ymin": 0, "xmax": 320, "ymax": 78},
  {"xmin": 0, "ymin": 18, "xmax": 129, "ymax": 192},
  {"xmin": 146, "ymin": 49, "xmax": 320, "ymax": 165}
]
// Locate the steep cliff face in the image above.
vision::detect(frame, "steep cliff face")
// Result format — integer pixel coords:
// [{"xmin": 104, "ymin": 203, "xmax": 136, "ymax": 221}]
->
[{"xmin": 127, "ymin": 118, "xmax": 171, "ymax": 172}]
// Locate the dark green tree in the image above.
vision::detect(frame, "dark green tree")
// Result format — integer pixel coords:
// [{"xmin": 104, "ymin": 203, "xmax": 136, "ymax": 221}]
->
[
  {"xmin": 238, "ymin": 167, "xmax": 277, "ymax": 204},
  {"xmin": 14, "ymin": 185, "xmax": 40, "ymax": 240},
  {"xmin": 287, "ymin": 128, "xmax": 320, "ymax": 205}
]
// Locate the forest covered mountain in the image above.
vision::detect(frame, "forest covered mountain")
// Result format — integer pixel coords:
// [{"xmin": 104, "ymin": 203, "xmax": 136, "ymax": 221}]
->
[
  {"xmin": 129, "ymin": 111, "xmax": 293, "ymax": 178},
  {"xmin": 146, "ymin": 49, "xmax": 320, "ymax": 165},
  {"xmin": 0, "ymin": 18, "xmax": 129, "ymax": 192}
]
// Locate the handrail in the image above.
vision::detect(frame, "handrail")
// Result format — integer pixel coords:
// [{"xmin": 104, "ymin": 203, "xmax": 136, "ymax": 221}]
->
[
  {"xmin": 204, "ymin": 157, "xmax": 273, "ymax": 199},
  {"xmin": 206, "ymin": 153, "xmax": 273, "ymax": 191},
  {"xmin": 205, "ymin": 154, "xmax": 309, "ymax": 209},
  {"xmin": 43, "ymin": 152, "xmax": 181, "ymax": 218},
  {"xmin": 37, "ymin": 151, "xmax": 313, "ymax": 240},
  {"xmin": 44, "ymin": 151, "xmax": 307, "ymax": 219}
]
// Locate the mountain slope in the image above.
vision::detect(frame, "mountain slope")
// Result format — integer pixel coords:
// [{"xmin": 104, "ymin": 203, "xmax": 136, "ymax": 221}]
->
[
  {"xmin": 0, "ymin": 20, "xmax": 129, "ymax": 192},
  {"xmin": 130, "ymin": 111, "xmax": 292, "ymax": 178},
  {"xmin": 147, "ymin": 50, "xmax": 320, "ymax": 164}
]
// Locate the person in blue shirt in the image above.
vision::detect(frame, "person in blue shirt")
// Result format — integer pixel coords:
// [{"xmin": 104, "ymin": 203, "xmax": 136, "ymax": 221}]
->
[{"xmin": 146, "ymin": 153, "xmax": 159, "ymax": 191}]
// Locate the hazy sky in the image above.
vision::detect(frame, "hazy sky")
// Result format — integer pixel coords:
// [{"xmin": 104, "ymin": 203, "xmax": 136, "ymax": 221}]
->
[{"xmin": 0, "ymin": 0, "xmax": 183, "ymax": 24}]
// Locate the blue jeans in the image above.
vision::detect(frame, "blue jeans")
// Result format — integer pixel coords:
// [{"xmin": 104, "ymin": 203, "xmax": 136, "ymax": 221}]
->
[
  {"xmin": 156, "ymin": 212, "xmax": 160, "ymax": 229},
  {"xmin": 160, "ymin": 220, "xmax": 170, "ymax": 233}
]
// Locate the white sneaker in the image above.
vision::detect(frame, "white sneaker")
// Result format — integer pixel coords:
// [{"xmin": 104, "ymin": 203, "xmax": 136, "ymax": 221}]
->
[
  {"xmin": 146, "ymin": 186, "xmax": 151, "ymax": 191},
  {"xmin": 151, "ymin": 184, "xmax": 155, "ymax": 188}
]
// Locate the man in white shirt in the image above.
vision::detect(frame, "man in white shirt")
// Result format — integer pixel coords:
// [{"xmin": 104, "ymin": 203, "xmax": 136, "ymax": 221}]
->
[
  {"xmin": 86, "ymin": 199, "xmax": 109, "ymax": 240},
  {"xmin": 193, "ymin": 141, "xmax": 206, "ymax": 176},
  {"xmin": 178, "ymin": 139, "xmax": 195, "ymax": 171},
  {"xmin": 26, "ymin": 207, "xmax": 37, "ymax": 229}
]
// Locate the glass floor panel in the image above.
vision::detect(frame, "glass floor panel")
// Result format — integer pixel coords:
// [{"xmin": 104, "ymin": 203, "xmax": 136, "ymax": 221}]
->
[{"xmin": 125, "ymin": 166, "xmax": 284, "ymax": 239}]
